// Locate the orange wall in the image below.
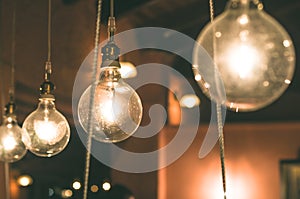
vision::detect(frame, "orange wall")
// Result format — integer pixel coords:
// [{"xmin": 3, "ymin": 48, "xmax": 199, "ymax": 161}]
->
[
  {"xmin": 0, "ymin": 163, "xmax": 6, "ymax": 199},
  {"xmin": 158, "ymin": 122, "xmax": 300, "ymax": 199}
]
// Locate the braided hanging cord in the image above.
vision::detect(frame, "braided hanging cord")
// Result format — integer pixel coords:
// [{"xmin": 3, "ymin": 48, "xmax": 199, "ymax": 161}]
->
[
  {"xmin": 82, "ymin": 0, "xmax": 103, "ymax": 199},
  {"xmin": 209, "ymin": 0, "xmax": 227, "ymax": 198}
]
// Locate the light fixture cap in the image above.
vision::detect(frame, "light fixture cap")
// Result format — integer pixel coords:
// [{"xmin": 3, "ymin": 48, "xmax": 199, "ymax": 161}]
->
[
  {"xmin": 39, "ymin": 80, "xmax": 55, "ymax": 99},
  {"xmin": 101, "ymin": 41, "xmax": 121, "ymax": 68},
  {"xmin": 4, "ymin": 101, "xmax": 16, "ymax": 115}
]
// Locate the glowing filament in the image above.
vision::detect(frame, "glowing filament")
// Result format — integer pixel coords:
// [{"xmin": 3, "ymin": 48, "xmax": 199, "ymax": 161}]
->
[
  {"xmin": 227, "ymin": 44, "xmax": 260, "ymax": 79},
  {"xmin": 3, "ymin": 135, "xmax": 17, "ymax": 151},
  {"xmin": 34, "ymin": 119, "xmax": 65, "ymax": 144}
]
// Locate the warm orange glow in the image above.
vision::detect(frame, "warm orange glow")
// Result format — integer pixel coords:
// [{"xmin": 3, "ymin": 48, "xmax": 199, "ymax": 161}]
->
[
  {"xmin": 61, "ymin": 189, "xmax": 73, "ymax": 198},
  {"xmin": 91, "ymin": 185, "xmax": 99, "ymax": 193},
  {"xmin": 167, "ymin": 91, "xmax": 181, "ymax": 126},
  {"xmin": 17, "ymin": 175, "xmax": 33, "ymax": 187},
  {"xmin": 10, "ymin": 178, "xmax": 20, "ymax": 199},
  {"xmin": 200, "ymin": 161, "xmax": 257, "ymax": 199}
]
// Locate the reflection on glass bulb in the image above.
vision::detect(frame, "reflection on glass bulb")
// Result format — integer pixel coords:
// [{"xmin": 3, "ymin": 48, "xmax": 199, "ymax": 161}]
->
[
  {"xmin": 22, "ymin": 97, "xmax": 70, "ymax": 157},
  {"xmin": 193, "ymin": 0, "xmax": 295, "ymax": 111},
  {"xmin": 0, "ymin": 115, "xmax": 27, "ymax": 163},
  {"xmin": 78, "ymin": 67, "xmax": 143, "ymax": 143}
]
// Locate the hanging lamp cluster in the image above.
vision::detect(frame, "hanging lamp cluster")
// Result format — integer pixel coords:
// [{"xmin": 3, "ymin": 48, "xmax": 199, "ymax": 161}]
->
[
  {"xmin": 0, "ymin": 3, "xmax": 296, "ymax": 199},
  {"xmin": 0, "ymin": 0, "xmax": 70, "ymax": 161}
]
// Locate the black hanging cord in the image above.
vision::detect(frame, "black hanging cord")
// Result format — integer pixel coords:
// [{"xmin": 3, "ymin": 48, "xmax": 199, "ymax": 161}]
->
[
  {"xmin": 110, "ymin": 0, "xmax": 114, "ymax": 17},
  {"xmin": 9, "ymin": 1, "xmax": 16, "ymax": 103},
  {"xmin": 40, "ymin": 0, "xmax": 55, "ymax": 97},
  {"xmin": 47, "ymin": 0, "xmax": 52, "ymax": 62}
]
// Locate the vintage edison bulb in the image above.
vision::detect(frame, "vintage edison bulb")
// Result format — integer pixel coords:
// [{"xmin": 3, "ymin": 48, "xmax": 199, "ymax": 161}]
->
[
  {"xmin": 22, "ymin": 97, "xmax": 70, "ymax": 157},
  {"xmin": 193, "ymin": 0, "xmax": 295, "ymax": 111},
  {"xmin": 0, "ymin": 114, "xmax": 27, "ymax": 162},
  {"xmin": 78, "ymin": 66, "xmax": 143, "ymax": 143}
]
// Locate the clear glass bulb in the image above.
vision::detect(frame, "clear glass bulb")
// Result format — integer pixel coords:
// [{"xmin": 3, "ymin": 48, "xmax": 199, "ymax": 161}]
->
[
  {"xmin": 0, "ymin": 114, "xmax": 27, "ymax": 163},
  {"xmin": 22, "ymin": 97, "xmax": 70, "ymax": 157},
  {"xmin": 193, "ymin": 0, "xmax": 295, "ymax": 111},
  {"xmin": 78, "ymin": 67, "xmax": 143, "ymax": 143}
]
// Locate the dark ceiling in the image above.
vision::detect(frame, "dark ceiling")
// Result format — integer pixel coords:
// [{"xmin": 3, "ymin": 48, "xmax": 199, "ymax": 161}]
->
[
  {"xmin": 1, "ymin": 0, "xmax": 299, "ymax": 124},
  {"xmin": 0, "ymin": 0, "xmax": 300, "ymax": 198}
]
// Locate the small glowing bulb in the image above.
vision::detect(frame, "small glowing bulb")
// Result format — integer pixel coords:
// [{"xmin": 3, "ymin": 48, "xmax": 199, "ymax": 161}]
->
[
  {"xmin": 90, "ymin": 185, "xmax": 99, "ymax": 193},
  {"xmin": 61, "ymin": 189, "xmax": 73, "ymax": 198},
  {"xmin": 17, "ymin": 175, "xmax": 33, "ymax": 187},
  {"xmin": 0, "ymin": 114, "xmax": 27, "ymax": 163},
  {"xmin": 22, "ymin": 97, "xmax": 70, "ymax": 157},
  {"xmin": 72, "ymin": 181, "xmax": 81, "ymax": 190},
  {"xmin": 102, "ymin": 181, "xmax": 111, "ymax": 191},
  {"xmin": 78, "ymin": 67, "xmax": 143, "ymax": 143},
  {"xmin": 180, "ymin": 94, "xmax": 200, "ymax": 108}
]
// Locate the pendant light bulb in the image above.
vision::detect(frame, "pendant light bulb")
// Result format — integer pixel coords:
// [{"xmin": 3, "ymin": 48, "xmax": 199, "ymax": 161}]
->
[
  {"xmin": 193, "ymin": 0, "xmax": 295, "ymax": 111},
  {"xmin": 78, "ymin": 67, "xmax": 142, "ymax": 143},
  {"xmin": 22, "ymin": 62, "xmax": 70, "ymax": 157},
  {"xmin": 0, "ymin": 102, "xmax": 27, "ymax": 163},
  {"xmin": 77, "ymin": 17, "xmax": 143, "ymax": 143}
]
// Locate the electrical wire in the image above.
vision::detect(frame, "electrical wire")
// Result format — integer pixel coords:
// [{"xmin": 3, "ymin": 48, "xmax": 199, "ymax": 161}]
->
[
  {"xmin": 9, "ymin": 0, "xmax": 16, "ymax": 102},
  {"xmin": 209, "ymin": 0, "xmax": 227, "ymax": 198},
  {"xmin": 110, "ymin": 0, "xmax": 114, "ymax": 17},
  {"xmin": 82, "ymin": 0, "xmax": 103, "ymax": 199},
  {"xmin": 47, "ymin": 0, "xmax": 52, "ymax": 62},
  {"xmin": 4, "ymin": 2, "xmax": 18, "ymax": 198},
  {"xmin": 44, "ymin": 0, "xmax": 52, "ymax": 83}
]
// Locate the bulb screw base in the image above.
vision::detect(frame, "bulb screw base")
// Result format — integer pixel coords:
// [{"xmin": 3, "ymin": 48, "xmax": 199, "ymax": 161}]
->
[
  {"xmin": 101, "ymin": 16, "xmax": 121, "ymax": 68},
  {"xmin": 40, "ymin": 61, "xmax": 55, "ymax": 99},
  {"xmin": 39, "ymin": 81, "xmax": 55, "ymax": 99},
  {"xmin": 4, "ymin": 101, "xmax": 16, "ymax": 115},
  {"xmin": 101, "ymin": 42, "xmax": 121, "ymax": 68}
]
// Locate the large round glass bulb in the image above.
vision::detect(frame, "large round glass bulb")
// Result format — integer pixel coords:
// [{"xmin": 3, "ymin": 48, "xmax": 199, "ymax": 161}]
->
[
  {"xmin": 0, "ymin": 115, "xmax": 27, "ymax": 163},
  {"xmin": 78, "ymin": 67, "xmax": 143, "ymax": 143},
  {"xmin": 193, "ymin": 0, "xmax": 295, "ymax": 111},
  {"xmin": 22, "ymin": 97, "xmax": 70, "ymax": 157}
]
